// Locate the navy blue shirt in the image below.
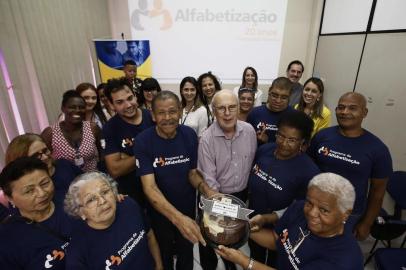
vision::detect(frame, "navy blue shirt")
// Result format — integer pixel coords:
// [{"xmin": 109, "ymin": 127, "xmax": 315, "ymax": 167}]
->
[
  {"xmin": 134, "ymin": 125, "xmax": 198, "ymax": 218},
  {"xmin": 66, "ymin": 198, "xmax": 154, "ymax": 270},
  {"xmin": 275, "ymin": 201, "xmax": 363, "ymax": 270},
  {"xmin": 249, "ymin": 143, "xmax": 320, "ymax": 214},
  {"xmin": 52, "ymin": 159, "xmax": 82, "ymax": 206},
  {"xmin": 247, "ymin": 105, "xmax": 293, "ymax": 142},
  {"xmin": 308, "ymin": 126, "xmax": 392, "ymax": 215},
  {"xmin": 102, "ymin": 110, "xmax": 154, "ymax": 202},
  {"xmin": 0, "ymin": 206, "xmax": 76, "ymax": 270}
]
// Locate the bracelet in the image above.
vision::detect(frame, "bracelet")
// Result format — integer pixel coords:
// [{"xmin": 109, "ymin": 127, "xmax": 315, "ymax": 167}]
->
[{"xmin": 247, "ymin": 258, "xmax": 254, "ymax": 270}]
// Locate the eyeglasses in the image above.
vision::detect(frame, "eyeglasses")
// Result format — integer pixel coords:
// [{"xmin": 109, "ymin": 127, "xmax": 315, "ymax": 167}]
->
[
  {"xmin": 275, "ymin": 132, "xmax": 302, "ymax": 145},
  {"xmin": 214, "ymin": 104, "xmax": 238, "ymax": 114},
  {"xmin": 30, "ymin": 147, "xmax": 51, "ymax": 159},
  {"xmin": 81, "ymin": 188, "xmax": 113, "ymax": 209}
]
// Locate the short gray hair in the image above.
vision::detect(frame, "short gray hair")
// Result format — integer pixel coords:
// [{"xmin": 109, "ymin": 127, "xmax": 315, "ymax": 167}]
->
[
  {"xmin": 212, "ymin": 89, "xmax": 238, "ymax": 108},
  {"xmin": 64, "ymin": 171, "xmax": 118, "ymax": 218},
  {"xmin": 308, "ymin": 173, "xmax": 355, "ymax": 213}
]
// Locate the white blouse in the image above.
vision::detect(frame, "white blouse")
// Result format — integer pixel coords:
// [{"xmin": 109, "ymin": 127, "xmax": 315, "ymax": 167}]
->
[{"xmin": 180, "ymin": 106, "xmax": 209, "ymax": 137}]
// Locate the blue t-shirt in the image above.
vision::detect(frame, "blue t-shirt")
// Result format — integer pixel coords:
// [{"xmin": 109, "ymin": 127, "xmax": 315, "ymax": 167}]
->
[
  {"xmin": 52, "ymin": 159, "xmax": 82, "ymax": 206},
  {"xmin": 249, "ymin": 143, "xmax": 320, "ymax": 214},
  {"xmin": 134, "ymin": 125, "xmax": 198, "ymax": 218},
  {"xmin": 102, "ymin": 110, "xmax": 154, "ymax": 202},
  {"xmin": 247, "ymin": 105, "xmax": 293, "ymax": 142},
  {"xmin": 66, "ymin": 198, "xmax": 154, "ymax": 270},
  {"xmin": 0, "ymin": 206, "xmax": 75, "ymax": 270},
  {"xmin": 308, "ymin": 126, "xmax": 392, "ymax": 215},
  {"xmin": 275, "ymin": 201, "xmax": 363, "ymax": 270}
]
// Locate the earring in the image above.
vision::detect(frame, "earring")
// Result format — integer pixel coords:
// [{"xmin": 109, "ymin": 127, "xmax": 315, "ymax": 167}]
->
[
  {"xmin": 9, "ymin": 201, "xmax": 15, "ymax": 208},
  {"xmin": 343, "ymin": 220, "xmax": 346, "ymax": 224}
]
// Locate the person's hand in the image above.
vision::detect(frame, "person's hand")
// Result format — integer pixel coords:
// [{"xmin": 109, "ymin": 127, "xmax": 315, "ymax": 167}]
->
[
  {"xmin": 250, "ymin": 214, "xmax": 265, "ymax": 232},
  {"xmin": 354, "ymin": 220, "xmax": 371, "ymax": 241},
  {"xmin": 116, "ymin": 193, "xmax": 127, "ymax": 203},
  {"xmin": 256, "ymin": 128, "xmax": 268, "ymax": 144},
  {"xmin": 215, "ymin": 245, "xmax": 249, "ymax": 267},
  {"xmin": 173, "ymin": 215, "xmax": 206, "ymax": 246}
]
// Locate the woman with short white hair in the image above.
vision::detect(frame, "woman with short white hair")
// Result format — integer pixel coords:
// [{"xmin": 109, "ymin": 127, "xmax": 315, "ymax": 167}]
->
[
  {"xmin": 64, "ymin": 172, "xmax": 162, "ymax": 270},
  {"xmin": 217, "ymin": 172, "xmax": 363, "ymax": 270}
]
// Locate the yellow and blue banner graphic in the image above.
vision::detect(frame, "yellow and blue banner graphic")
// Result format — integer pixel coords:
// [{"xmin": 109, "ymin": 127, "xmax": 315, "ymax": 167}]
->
[{"xmin": 94, "ymin": 40, "xmax": 152, "ymax": 82}]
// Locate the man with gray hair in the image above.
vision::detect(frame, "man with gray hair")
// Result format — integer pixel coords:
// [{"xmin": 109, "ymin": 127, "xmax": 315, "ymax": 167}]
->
[
  {"xmin": 308, "ymin": 92, "xmax": 392, "ymax": 240},
  {"xmin": 198, "ymin": 89, "xmax": 257, "ymax": 270}
]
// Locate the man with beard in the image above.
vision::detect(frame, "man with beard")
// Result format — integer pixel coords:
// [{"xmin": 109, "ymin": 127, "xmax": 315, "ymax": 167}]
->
[
  {"xmin": 102, "ymin": 78, "xmax": 154, "ymax": 206},
  {"xmin": 308, "ymin": 92, "xmax": 392, "ymax": 240}
]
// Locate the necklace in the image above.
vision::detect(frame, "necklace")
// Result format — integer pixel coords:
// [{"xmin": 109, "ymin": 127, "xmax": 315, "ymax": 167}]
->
[{"xmin": 181, "ymin": 105, "xmax": 194, "ymax": 124}]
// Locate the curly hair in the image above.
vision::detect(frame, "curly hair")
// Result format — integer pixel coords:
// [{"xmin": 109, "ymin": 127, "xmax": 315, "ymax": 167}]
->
[{"xmin": 64, "ymin": 172, "xmax": 118, "ymax": 218}]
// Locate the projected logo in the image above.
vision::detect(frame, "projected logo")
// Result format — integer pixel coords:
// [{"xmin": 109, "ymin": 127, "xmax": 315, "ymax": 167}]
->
[{"xmin": 131, "ymin": 0, "xmax": 173, "ymax": 31}]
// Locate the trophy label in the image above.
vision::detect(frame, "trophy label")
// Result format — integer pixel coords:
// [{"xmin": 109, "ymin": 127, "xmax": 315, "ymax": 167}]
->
[{"xmin": 212, "ymin": 201, "xmax": 239, "ymax": 218}]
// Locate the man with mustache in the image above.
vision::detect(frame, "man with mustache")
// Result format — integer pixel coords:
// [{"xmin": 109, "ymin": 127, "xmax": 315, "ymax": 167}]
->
[
  {"xmin": 102, "ymin": 78, "xmax": 154, "ymax": 206},
  {"xmin": 134, "ymin": 91, "xmax": 216, "ymax": 270},
  {"xmin": 286, "ymin": 60, "xmax": 304, "ymax": 107},
  {"xmin": 198, "ymin": 90, "xmax": 257, "ymax": 270},
  {"xmin": 308, "ymin": 92, "xmax": 392, "ymax": 240}
]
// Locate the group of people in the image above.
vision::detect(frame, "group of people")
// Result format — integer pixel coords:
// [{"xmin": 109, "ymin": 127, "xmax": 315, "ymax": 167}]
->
[{"xmin": 0, "ymin": 59, "xmax": 393, "ymax": 270}]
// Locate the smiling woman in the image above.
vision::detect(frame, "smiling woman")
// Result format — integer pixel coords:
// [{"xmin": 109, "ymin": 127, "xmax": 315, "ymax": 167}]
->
[
  {"xmin": 216, "ymin": 173, "xmax": 364, "ymax": 270},
  {"xmin": 41, "ymin": 90, "xmax": 101, "ymax": 172},
  {"xmin": 76, "ymin": 83, "xmax": 107, "ymax": 129},
  {"xmin": 64, "ymin": 172, "xmax": 162, "ymax": 270},
  {"xmin": 294, "ymin": 77, "xmax": 331, "ymax": 137}
]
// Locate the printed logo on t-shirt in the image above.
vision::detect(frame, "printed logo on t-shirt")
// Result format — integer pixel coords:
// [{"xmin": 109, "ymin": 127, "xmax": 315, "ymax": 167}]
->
[
  {"xmin": 279, "ymin": 227, "xmax": 309, "ymax": 270},
  {"xmin": 252, "ymin": 164, "xmax": 282, "ymax": 190},
  {"xmin": 105, "ymin": 230, "xmax": 146, "ymax": 269},
  {"xmin": 256, "ymin": 122, "xmax": 277, "ymax": 131},
  {"xmin": 317, "ymin": 146, "xmax": 360, "ymax": 165},
  {"xmin": 44, "ymin": 242, "xmax": 68, "ymax": 269},
  {"xmin": 152, "ymin": 155, "xmax": 190, "ymax": 168},
  {"xmin": 121, "ymin": 138, "xmax": 135, "ymax": 148}
]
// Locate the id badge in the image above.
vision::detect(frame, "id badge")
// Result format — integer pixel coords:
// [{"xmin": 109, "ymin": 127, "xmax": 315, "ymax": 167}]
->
[{"xmin": 74, "ymin": 157, "xmax": 84, "ymax": 167}]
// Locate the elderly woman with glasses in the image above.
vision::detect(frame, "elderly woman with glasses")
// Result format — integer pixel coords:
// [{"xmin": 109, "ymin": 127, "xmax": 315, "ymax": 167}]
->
[
  {"xmin": 217, "ymin": 173, "xmax": 364, "ymax": 270},
  {"xmin": 5, "ymin": 133, "xmax": 82, "ymax": 206},
  {"xmin": 246, "ymin": 110, "xmax": 320, "ymax": 264},
  {"xmin": 64, "ymin": 172, "xmax": 163, "ymax": 270}
]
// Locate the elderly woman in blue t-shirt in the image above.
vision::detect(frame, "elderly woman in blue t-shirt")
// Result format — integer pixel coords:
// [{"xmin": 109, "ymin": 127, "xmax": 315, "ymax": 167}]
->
[
  {"xmin": 217, "ymin": 173, "xmax": 364, "ymax": 270},
  {"xmin": 64, "ymin": 172, "xmax": 162, "ymax": 270}
]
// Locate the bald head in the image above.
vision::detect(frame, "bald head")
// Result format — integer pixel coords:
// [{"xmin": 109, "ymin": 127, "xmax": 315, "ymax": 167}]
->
[
  {"xmin": 212, "ymin": 89, "xmax": 238, "ymax": 108},
  {"xmin": 339, "ymin": 92, "xmax": 367, "ymax": 109},
  {"xmin": 212, "ymin": 89, "xmax": 239, "ymax": 136},
  {"xmin": 336, "ymin": 92, "xmax": 368, "ymax": 133}
]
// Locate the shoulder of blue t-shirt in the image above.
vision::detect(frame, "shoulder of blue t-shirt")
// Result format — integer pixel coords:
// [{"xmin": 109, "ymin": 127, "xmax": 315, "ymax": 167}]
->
[
  {"xmin": 137, "ymin": 124, "xmax": 196, "ymax": 141},
  {"xmin": 247, "ymin": 105, "xmax": 294, "ymax": 121},
  {"xmin": 54, "ymin": 158, "xmax": 82, "ymax": 174},
  {"xmin": 103, "ymin": 109, "xmax": 154, "ymax": 131},
  {"xmin": 312, "ymin": 125, "xmax": 389, "ymax": 150}
]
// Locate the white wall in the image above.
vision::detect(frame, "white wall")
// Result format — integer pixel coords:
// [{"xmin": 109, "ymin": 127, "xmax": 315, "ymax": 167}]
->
[{"xmin": 108, "ymin": 0, "xmax": 324, "ymax": 97}]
